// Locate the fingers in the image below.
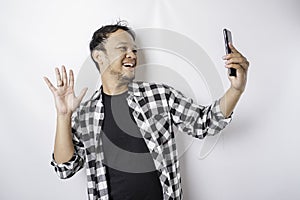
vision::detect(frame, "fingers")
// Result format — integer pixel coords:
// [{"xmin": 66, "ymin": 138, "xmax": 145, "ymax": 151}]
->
[
  {"xmin": 226, "ymin": 57, "xmax": 249, "ymax": 71},
  {"xmin": 229, "ymin": 43, "xmax": 240, "ymax": 54},
  {"xmin": 223, "ymin": 45, "xmax": 249, "ymax": 71},
  {"xmin": 225, "ymin": 57, "xmax": 244, "ymax": 64},
  {"xmin": 61, "ymin": 65, "xmax": 68, "ymax": 87},
  {"xmin": 55, "ymin": 67, "xmax": 63, "ymax": 87},
  {"xmin": 55, "ymin": 65, "xmax": 74, "ymax": 88},
  {"xmin": 69, "ymin": 69, "xmax": 74, "ymax": 89},
  {"xmin": 241, "ymin": 60, "xmax": 249, "ymax": 71},
  {"xmin": 225, "ymin": 57, "xmax": 249, "ymax": 70},
  {"xmin": 43, "ymin": 76, "xmax": 56, "ymax": 93},
  {"xmin": 46, "ymin": 66, "xmax": 75, "ymax": 92},
  {"xmin": 225, "ymin": 63, "xmax": 242, "ymax": 71}
]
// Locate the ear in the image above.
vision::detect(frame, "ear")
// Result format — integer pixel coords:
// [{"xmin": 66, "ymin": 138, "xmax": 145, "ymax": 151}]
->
[{"xmin": 91, "ymin": 50, "xmax": 104, "ymax": 66}]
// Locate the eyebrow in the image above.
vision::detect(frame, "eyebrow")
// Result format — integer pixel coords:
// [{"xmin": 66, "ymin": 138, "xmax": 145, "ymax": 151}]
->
[{"xmin": 116, "ymin": 42, "xmax": 137, "ymax": 49}]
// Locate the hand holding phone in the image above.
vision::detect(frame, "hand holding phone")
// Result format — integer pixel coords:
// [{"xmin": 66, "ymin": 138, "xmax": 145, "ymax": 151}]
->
[{"xmin": 223, "ymin": 29, "xmax": 237, "ymax": 77}]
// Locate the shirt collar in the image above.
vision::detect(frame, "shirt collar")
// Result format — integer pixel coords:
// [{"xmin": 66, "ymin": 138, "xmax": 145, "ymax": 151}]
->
[
  {"xmin": 128, "ymin": 81, "xmax": 143, "ymax": 96},
  {"xmin": 90, "ymin": 81, "xmax": 142, "ymax": 101}
]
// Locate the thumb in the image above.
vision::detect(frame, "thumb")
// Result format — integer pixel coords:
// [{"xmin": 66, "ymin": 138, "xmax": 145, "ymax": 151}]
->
[{"xmin": 77, "ymin": 87, "xmax": 88, "ymax": 103}]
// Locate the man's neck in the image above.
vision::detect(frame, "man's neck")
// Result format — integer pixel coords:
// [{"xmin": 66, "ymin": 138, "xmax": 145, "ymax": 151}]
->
[{"xmin": 102, "ymin": 80, "xmax": 130, "ymax": 95}]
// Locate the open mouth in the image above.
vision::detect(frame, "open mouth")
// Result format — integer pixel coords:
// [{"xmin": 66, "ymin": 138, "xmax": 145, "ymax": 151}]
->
[{"xmin": 122, "ymin": 62, "xmax": 135, "ymax": 68}]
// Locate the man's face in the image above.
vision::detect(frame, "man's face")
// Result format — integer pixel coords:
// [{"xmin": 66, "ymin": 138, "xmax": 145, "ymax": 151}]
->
[{"xmin": 100, "ymin": 29, "xmax": 138, "ymax": 84}]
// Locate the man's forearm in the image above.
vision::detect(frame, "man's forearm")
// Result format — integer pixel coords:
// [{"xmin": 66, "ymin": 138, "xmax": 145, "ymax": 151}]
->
[
  {"xmin": 54, "ymin": 114, "xmax": 75, "ymax": 164},
  {"xmin": 220, "ymin": 87, "xmax": 243, "ymax": 118}
]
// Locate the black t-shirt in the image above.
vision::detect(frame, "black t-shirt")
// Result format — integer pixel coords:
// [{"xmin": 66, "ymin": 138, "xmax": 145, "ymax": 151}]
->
[{"xmin": 102, "ymin": 90, "xmax": 163, "ymax": 200}]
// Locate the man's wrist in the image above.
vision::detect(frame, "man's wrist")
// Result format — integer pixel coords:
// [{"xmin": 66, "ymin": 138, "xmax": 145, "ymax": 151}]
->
[
  {"xmin": 229, "ymin": 86, "xmax": 244, "ymax": 97},
  {"xmin": 57, "ymin": 112, "xmax": 72, "ymax": 119}
]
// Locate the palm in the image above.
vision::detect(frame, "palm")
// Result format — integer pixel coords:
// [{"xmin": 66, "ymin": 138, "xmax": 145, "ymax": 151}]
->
[
  {"xmin": 44, "ymin": 66, "xmax": 88, "ymax": 115},
  {"xmin": 54, "ymin": 87, "xmax": 77, "ymax": 114}
]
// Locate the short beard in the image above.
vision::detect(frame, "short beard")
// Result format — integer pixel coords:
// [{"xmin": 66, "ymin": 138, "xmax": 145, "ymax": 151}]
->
[
  {"xmin": 110, "ymin": 69, "xmax": 135, "ymax": 85},
  {"xmin": 120, "ymin": 73, "xmax": 135, "ymax": 84}
]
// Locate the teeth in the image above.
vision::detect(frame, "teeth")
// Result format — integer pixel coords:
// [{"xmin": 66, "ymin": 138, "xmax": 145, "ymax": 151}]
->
[{"xmin": 123, "ymin": 63, "xmax": 134, "ymax": 67}]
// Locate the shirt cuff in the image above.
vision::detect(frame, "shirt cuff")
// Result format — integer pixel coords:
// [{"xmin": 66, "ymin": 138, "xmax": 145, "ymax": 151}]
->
[
  {"xmin": 206, "ymin": 99, "xmax": 232, "ymax": 135},
  {"xmin": 213, "ymin": 98, "xmax": 233, "ymax": 121},
  {"xmin": 51, "ymin": 153, "xmax": 79, "ymax": 168}
]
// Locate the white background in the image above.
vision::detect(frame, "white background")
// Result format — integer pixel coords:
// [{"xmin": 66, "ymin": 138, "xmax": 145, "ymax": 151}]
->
[{"xmin": 1, "ymin": 0, "xmax": 300, "ymax": 199}]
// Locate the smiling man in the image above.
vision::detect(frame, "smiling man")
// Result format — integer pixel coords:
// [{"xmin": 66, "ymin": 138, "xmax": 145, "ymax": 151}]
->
[{"xmin": 44, "ymin": 21, "xmax": 249, "ymax": 200}]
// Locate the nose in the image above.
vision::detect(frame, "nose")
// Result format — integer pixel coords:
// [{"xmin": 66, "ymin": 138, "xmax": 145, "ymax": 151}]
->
[{"xmin": 126, "ymin": 50, "xmax": 137, "ymax": 59}]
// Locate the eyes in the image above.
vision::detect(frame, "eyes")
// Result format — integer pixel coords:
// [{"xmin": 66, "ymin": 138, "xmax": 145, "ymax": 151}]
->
[{"xmin": 117, "ymin": 46, "xmax": 138, "ymax": 54}]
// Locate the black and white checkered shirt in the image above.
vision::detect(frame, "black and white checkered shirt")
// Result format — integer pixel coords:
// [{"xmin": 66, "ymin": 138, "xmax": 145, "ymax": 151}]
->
[{"xmin": 51, "ymin": 81, "xmax": 231, "ymax": 200}]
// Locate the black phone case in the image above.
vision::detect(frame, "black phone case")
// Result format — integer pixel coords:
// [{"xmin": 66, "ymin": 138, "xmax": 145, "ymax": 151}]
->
[{"xmin": 223, "ymin": 29, "xmax": 237, "ymax": 77}]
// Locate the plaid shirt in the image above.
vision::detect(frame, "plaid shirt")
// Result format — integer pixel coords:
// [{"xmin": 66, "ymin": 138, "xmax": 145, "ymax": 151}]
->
[{"xmin": 51, "ymin": 81, "xmax": 231, "ymax": 200}]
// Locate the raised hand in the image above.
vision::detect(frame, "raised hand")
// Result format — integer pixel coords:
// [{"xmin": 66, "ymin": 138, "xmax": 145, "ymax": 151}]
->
[
  {"xmin": 223, "ymin": 43, "xmax": 249, "ymax": 93},
  {"xmin": 43, "ymin": 65, "xmax": 88, "ymax": 115}
]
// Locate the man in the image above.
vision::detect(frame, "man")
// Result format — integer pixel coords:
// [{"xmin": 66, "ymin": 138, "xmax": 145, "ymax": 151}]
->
[{"xmin": 43, "ymin": 21, "xmax": 249, "ymax": 200}]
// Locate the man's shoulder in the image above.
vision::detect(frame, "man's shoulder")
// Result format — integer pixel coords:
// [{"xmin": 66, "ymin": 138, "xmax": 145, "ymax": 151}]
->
[
  {"xmin": 131, "ymin": 81, "xmax": 188, "ymax": 101},
  {"xmin": 131, "ymin": 81, "xmax": 173, "ymax": 92}
]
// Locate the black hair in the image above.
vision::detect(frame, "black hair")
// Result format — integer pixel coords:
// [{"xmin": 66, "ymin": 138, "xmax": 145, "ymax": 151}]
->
[{"xmin": 90, "ymin": 20, "xmax": 135, "ymax": 52}]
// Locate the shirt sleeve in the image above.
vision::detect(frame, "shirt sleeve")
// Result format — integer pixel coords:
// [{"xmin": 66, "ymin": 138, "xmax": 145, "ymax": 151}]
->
[
  {"xmin": 167, "ymin": 86, "xmax": 232, "ymax": 139},
  {"xmin": 50, "ymin": 109, "xmax": 85, "ymax": 179}
]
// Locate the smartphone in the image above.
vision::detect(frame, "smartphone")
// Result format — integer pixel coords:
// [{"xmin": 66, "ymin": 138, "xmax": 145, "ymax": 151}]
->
[{"xmin": 223, "ymin": 28, "xmax": 236, "ymax": 77}]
